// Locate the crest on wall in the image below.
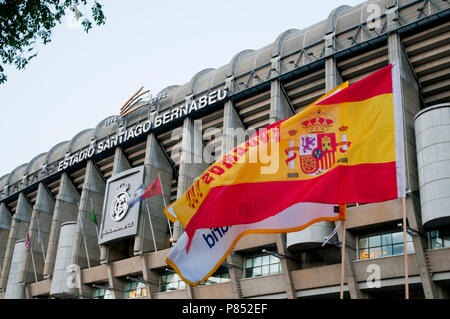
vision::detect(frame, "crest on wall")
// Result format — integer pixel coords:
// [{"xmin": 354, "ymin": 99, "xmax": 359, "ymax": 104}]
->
[{"xmin": 110, "ymin": 181, "xmax": 130, "ymax": 222}]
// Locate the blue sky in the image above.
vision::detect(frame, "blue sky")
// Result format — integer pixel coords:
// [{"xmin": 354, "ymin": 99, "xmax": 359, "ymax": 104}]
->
[{"xmin": 0, "ymin": 0, "xmax": 363, "ymax": 178}]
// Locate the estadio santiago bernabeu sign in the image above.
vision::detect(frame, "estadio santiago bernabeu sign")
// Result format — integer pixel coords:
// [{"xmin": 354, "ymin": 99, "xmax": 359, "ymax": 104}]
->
[{"xmin": 57, "ymin": 88, "xmax": 226, "ymax": 172}]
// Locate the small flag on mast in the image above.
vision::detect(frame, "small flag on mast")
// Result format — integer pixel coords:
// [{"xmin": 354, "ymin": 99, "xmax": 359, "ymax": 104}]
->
[
  {"xmin": 90, "ymin": 208, "xmax": 98, "ymax": 226},
  {"xmin": 127, "ymin": 184, "xmax": 144, "ymax": 209},
  {"xmin": 141, "ymin": 178, "xmax": 162, "ymax": 199},
  {"xmin": 127, "ymin": 179, "xmax": 163, "ymax": 209},
  {"xmin": 37, "ymin": 223, "xmax": 42, "ymax": 244},
  {"xmin": 25, "ymin": 231, "xmax": 31, "ymax": 249}
]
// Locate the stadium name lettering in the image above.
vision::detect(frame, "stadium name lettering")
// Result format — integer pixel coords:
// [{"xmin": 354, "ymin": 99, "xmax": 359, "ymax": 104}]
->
[
  {"xmin": 57, "ymin": 89, "xmax": 227, "ymax": 172},
  {"xmin": 57, "ymin": 121, "xmax": 152, "ymax": 171}
]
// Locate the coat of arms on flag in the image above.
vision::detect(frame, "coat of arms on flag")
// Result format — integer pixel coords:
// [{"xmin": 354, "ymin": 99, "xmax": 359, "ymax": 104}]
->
[
  {"xmin": 285, "ymin": 110, "xmax": 352, "ymax": 176},
  {"xmin": 298, "ymin": 111, "xmax": 339, "ymax": 175}
]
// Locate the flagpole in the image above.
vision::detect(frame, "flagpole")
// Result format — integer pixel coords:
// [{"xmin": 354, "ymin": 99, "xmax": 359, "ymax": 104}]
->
[
  {"xmin": 145, "ymin": 200, "xmax": 158, "ymax": 252},
  {"xmin": 157, "ymin": 173, "xmax": 173, "ymax": 242},
  {"xmin": 21, "ymin": 225, "xmax": 31, "ymax": 285},
  {"xmin": 339, "ymin": 218, "xmax": 346, "ymax": 299},
  {"xmin": 90, "ymin": 198, "xmax": 100, "ymax": 240},
  {"xmin": 36, "ymin": 214, "xmax": 46, "ymax": 262},
  {"xmin": 28, "ymin": 234, "xmax": 38, "ymax": 283},
  {"xmin": 80, "ymin": 212, "xmax": 91, "ymax": 269},
  {"xmin": 402, "ymin": 197, "xmax": 409, "ymax": 299}
]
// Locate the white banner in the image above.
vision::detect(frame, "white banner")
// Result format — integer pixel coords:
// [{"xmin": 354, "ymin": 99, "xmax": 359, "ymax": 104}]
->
[{"xmin": 166, "ymin": 202, "xmax": 341, "ymax": 285}]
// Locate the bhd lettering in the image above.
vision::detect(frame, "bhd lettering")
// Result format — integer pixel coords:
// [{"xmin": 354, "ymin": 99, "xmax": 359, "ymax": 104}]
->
[{"xmin": 202, "ymin": 226, "xmax": 232, "ymax": 249}]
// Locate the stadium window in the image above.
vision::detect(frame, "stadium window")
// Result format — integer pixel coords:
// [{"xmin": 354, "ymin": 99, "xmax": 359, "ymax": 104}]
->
[
  {"xmin": 159, "ymin": 271, "xmax": 186, "ymax": 292},
  {"xmin": 124, "ymin": 281, "xmax": 147, "ymax": 299},
  {"xmin": 93, "ymin": 287, "xmax": 113, "ymax": 299},
  {"xmin": 199, "ymin": 266, "xmax": 230, "ymax": 286},
  {"xmin": 358, "ymin": 231, "xmax": 414, "ymax": 260},
  {"xmin": 430, "ymin": 230, "xmax": 450, "ymax": 249},
  {"xmin": 244, "ymin": 251, "xmax": 281, "ymax": 278}
]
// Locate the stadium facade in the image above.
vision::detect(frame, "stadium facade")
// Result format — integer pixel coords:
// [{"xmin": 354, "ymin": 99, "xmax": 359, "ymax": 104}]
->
[{"xmin": 0, "ymin": 0, "xmax": 449, "ymax": 299}]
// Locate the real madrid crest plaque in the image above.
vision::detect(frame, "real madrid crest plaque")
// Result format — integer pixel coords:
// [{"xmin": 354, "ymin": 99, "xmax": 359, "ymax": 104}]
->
[{"xmin": 98, "ymin": 166, "xmax": 144, "ymax": 245}]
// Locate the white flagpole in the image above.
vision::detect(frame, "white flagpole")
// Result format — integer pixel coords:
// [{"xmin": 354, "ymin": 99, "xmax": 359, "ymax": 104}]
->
[
  {"xmin": 157, "ymin": 173, "xmax": 173, "ymax": 242},
  {"xmin": 28, "ymin": 233, "xmax": 38, "ymax": 283},
  {"xmin": 80, "ymin": 212, "xmax": 91, "ymax": 269},
  {"xmin": 21, "ymin": 225, "xmax": 31, "ymax": 285},
  {"xmin": 145, "ymin": 200, "xmax": 158, "ymax": 252},
  {"xmin": 36, "ymin": 214, "xmax": 46, "ymax": 262}
]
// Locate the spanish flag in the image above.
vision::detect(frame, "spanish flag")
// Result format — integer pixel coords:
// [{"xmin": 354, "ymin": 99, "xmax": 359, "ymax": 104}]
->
[{"xmin": 164, "ymin": 61, "xmax": 405, "ymax": 285}]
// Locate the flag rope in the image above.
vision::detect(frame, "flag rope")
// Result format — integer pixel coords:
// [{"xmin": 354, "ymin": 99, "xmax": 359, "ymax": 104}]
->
[
  {"xmin": 145, "ymin": 201, "xmax": 158, "ymax": 252},
  {"xmin": 36, "ymin": 212, "xmax": 46, "ymax": 262},
  {"xmin": 79, "ymin": 205, "xmax": 91, "ymax": 269},
  {"xmin": 26, "ymin": 228, "xmax": 38, "ymax": 283}
]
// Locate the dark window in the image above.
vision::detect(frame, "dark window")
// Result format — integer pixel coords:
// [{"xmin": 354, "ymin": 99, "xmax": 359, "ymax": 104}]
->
[
  {"xmin": 124, "ymin": 281, "xmax": 147, "ymax": 299},
  {"xmin": 93, "ymin": 287, "xmax": 112, "ymax": 299},
  {"xmin": 244, "ymin": 251, "xmax": 281, "ymax": 278},
  {"xmin": 430, "ymin": 230, "xmax": 450, "ymax": 249},
  {"xmin": 159, "ymin": 271, "xmax": 186, "ymax": 292},
  {"xmin": 199, "ymin": 266, "xmax": 230, "ymax": 285}
]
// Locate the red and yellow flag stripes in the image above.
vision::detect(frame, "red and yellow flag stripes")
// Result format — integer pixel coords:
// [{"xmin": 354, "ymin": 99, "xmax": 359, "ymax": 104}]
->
[{"xmin": 165, "ymin": 62, "xmax": 405, "ymax": 251}]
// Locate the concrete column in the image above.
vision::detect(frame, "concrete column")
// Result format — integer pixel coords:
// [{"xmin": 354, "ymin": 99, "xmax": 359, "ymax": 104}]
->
[
  {"xmin": 4, "ymin": 240, "xmax": 27, "ymax": 299},
  {"xmin": 106, "ymin": 262, "xmax": 124, "ymax": 299},
  {"xmin": 336, "ymin": 227, "xmax": 365, "ymax": 299},
  {"xmin": 407, "ymin": 195, "xmax": 439, "ymax": 298},
  {"xmin": 133, "ymin": 133, "xmax": 173, "ymax": 254},
  {"xmin": 0, "ymin": 203, "xmax": 12, "ymax": 276},
  {"xmin": 19, "ymin": 183, "xmax": 54, "ymax": 288},
  {"xmin": 226, "ymin": 252, "xmax": 244, "ymax": 299},
  {"xmin": 222, "ymin": 93, "xmax": 246, "ymax": 298},
  {"xmin": 49, "ymin": 222, "xmax": 79, "ymax": 298},
  {"xmin": 268, "ymin": 61, "xmax": 298, "ymax": 298},
  {"xmin": 112, "ymin": 146, "xmax": 132, "ymax": 174},
  {"xmin": 222, "ymin": 98, "xmax": 245, "ymax": 156},
  {"xmin": 140, "ymin": 255, "xmax": 159, "ymax": 299},
  {"xmin": 269, "ymin": 80, "xmax": 294, "ymax": 124},
  {"xmin": 385, "ymin": 4, "xmax": 399, "ymax": 33},
  {"xmin": 0, "ymin": 193, "xmax": 31, "ymax": 290},
  {"xmin": 325, "ymin": 57, "xmax": 343, "ymax": 92},
  {"xmin": 388, "ymin": 32, "xmax": 420, "ymax": 193},
  {"xmin": 171, "ymin": 117, "xmax": 207, "ymax": 298},
  {"xmin": 70, "ymin": 160, "xmax": 105, "ymax": 297},
  {"xmin": 43, "ymin": 173, "xmax": 80, "ymax": 278},
  {"xmin": 276, "ymin": 234, "xmax": 298, "ymax": 299},
  {"xmin": 173, "ymin": 117, "xmax": 209, "ymax": 242},
  {"xmin": 388, "ymin": 31, "xmax": 437, "ymax": 298},
  {"xmin": 324, "ymin": 46, "xmax": 365, "ymax": 298},
  {"xmin": 99, "ymin": 147, "xmax": 133, "ymax": 297},
  {"xmin": 100, "ymin": 147, "xmax": 131, "ymax": 263}
]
